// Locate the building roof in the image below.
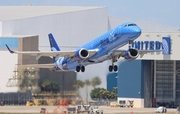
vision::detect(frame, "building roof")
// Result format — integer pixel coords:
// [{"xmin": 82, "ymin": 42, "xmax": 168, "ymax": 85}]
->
[
  {"xmin": 0, "ymin": 35, "xmax": 38, "ymax": 38},
  {"xmin": 108, "ymin": 16, "xmax": 180, "ymax": 32},
  {"xmin": 0, "ymin": 6, "xmax": 105, "ymax": 21}
]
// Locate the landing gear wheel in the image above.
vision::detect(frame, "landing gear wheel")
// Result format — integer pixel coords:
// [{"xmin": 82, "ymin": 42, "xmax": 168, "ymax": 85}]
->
[
  {"xmin": 81, "ymin": 66, "xmax": 85, "ymax": 72},
  {"xmin": 109, "ymin": 65, "xmax": 113, "ymax": 72},
  {"xmin": 114, "ymin": 65, "xmax": 118, "ymax": 72},
  {"xmin": 76, "ymin": 66, "xmax": 80, "ymax": 72}
]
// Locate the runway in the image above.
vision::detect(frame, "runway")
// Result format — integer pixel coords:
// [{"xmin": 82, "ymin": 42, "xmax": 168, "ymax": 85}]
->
[{"xmin": 0, "ymin": 106, "xmax": 177, "ymax": 114}]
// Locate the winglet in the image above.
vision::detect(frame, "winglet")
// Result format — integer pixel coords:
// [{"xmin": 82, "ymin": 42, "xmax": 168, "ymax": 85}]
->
[{"xmin": 5, "ymin": 44, "xmax": 15, "ymax": 53}]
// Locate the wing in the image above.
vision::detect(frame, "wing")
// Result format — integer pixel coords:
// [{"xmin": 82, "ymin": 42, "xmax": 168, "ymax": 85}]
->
[
  {"xmin": 113, "ymin": 49, "xmax": 161, "ymax": 58},
  {"xmin": 17, "ymin": 64, "xmax": 55, "ymax": 68},
  {"xmin": 6, "ymin": 44, "xmax": 98, "ymax": 59},
  {"xmin": 138, "ymin": 50, "xmax": 161, "ymax": 58}
]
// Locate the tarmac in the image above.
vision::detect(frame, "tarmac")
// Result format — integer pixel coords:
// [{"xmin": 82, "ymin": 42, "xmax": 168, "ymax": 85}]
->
[{"xmin": 0, "ymin": 106, "xmax": 178, "ymax": 114}]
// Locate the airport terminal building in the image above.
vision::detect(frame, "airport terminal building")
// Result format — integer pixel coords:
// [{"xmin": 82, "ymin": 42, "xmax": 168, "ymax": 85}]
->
[{"xmin": 0, "ymin": 6, "xmax": 180, "ymax": 107}]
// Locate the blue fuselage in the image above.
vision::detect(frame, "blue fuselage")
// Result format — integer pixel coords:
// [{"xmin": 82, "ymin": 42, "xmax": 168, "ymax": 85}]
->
[{"xmin": 55, "ymin": 22, "xmax": 141, "ymax": 71}]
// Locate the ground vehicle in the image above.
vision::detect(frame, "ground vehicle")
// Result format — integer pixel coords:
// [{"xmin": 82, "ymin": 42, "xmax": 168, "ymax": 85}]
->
[
  {"xmin": 40, "ymin": 108, "xmax": 47, "ymax": 113},
  {"xmin": 67, "ymin": 107, "xmax": 76, "ymax": 113},
  {"xmin": 26, "ymin": 100, "xmax": 35, "ymax": 106},
  {"xmin": 127, "ymin": 100, "xmax": 134, "ymax": 107},
  {"xmin": 155, "ymin": 106, "xmax": 167, "ymax": 113},
  {"xmin": 119, "ymin": 100, "xmax": 126, "ymax": 107},
  {"xmin": 119, "ymin": 100, "xmax": 134, "ymax": 107},
  {"xmin": 0, "ymin": 101, "xmax": 3, "ymax": 106},
  {"xmin": 110, "ymin": 102, "xmax": 119, "ymax": 107},
  {"xmin": 76, "ymin": 105, "xmax": 91, "ymax": 113},
  {"xmin": 89, "ymin": 106, "xmax": 103, "ymax": 114}
]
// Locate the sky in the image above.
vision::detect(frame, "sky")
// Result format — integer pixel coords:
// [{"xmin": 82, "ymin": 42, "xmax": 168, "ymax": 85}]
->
[{"xmin": 0, "ymin": 0, "xmax": 180, "ymax": 28}]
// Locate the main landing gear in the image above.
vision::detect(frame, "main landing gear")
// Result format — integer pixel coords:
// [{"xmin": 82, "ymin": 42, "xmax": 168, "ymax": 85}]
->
[
  {"xmin": 76, "ymin": 66, "xmax": 85, "ymax": 72},
  {"xmin": 109, "ymin": 65, "xmax": 118, "ymax": 72},
  {"xmin": 109, "ymin": 56, "xmax": 118, "ymax": 72}
]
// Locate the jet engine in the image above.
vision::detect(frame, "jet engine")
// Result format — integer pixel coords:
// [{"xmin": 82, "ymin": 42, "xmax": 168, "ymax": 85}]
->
[
  {"xmin": 123, "ymin": 48, "xmax": 139, "ymax": 61},
  {"xmin": 74, "ymin": 48, "xmax": 89, "ymax": 61}
]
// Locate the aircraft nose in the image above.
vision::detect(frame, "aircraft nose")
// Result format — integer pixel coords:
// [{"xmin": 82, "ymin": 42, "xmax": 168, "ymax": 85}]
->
[
  {"xmin": 132, "ymin": 27, "xmax": 141, "ymax": 37},
  {"xmin": 134, "ymin": 27, "xmax": 141, "ymax": 34}
]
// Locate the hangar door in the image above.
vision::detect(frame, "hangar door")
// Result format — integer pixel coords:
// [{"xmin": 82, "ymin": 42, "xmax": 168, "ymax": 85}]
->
[
  {"xmin": 155, "ymin": 60, "xmax": 180, "ymax": 106},
  {"xmin": 156, "ymin": 60, "xmax": 173, "ymax": 103}
]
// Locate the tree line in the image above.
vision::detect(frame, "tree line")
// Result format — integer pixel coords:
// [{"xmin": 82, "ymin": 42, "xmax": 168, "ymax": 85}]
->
[
  {"xmin": 73, "ymin": 77, "xmax": 117, "ymax": 100},
  {"xmin": 90, "ymin": 87, "xmax": 117, "ymax": 99},
  {"xmin": 17, "ymin": 68, "xmax": 117, "ymax": 99}
]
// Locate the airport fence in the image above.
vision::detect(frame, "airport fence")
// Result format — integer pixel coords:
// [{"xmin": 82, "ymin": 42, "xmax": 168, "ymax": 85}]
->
[
  {"xmin": 0, "ymin": 92, "xmax": 117, "ymax": 106},
  {"xmin": 0, "ymin": 92, "xmax": 32, "ymax": 105}
]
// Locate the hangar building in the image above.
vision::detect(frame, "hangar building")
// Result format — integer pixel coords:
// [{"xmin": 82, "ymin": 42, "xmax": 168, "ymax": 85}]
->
[
  {"xmin": 117, "ymin": 32, "xmax": 180, "ymax": 108},
  {"xmin": 0, "ymin": 6, "xmax": 180, "ymax": 106}
]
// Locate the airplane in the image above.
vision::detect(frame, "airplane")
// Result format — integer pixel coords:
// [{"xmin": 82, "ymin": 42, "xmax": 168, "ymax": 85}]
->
[{"xmin": 5, "ymin": 22, "xmax": 159, "ymax": 72}]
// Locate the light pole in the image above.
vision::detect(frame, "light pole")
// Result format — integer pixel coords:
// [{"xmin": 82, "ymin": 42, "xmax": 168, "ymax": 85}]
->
[{"xmin": 62, "ymin": 72, "xmax": 64, "ymax": 98}]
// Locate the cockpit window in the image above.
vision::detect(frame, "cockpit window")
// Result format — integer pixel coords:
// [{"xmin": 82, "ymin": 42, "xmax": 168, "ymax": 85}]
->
[
  {"xmin": 124, "ymin": 25, "xmax": 127, "ymax": 27},
  {"xmin": 128, "ymin": 24, "xmax": 137, "ymax": 26}
]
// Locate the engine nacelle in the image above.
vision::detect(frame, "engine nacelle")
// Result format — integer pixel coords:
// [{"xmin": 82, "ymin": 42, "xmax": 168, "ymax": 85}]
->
[
  {"xmin": 74, "ymin": 48, "xmax": 89, "ymax": 61},
  {"xmin": 123, "ymin": 48, "xmax": 139, "ymax": 61}
]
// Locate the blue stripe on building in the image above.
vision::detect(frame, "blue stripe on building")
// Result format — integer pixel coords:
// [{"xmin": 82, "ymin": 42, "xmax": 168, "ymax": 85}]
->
[
  {"xmin": 106, "ymin": 73, "xmax": 118, "ymax": 91},
  {"xmin": 0, "ymin": 38, "xmax": 18, "ymax": 48},
  {"xmin": 117, "ymin": 60, "xmax": 144, "ymax": 98}
]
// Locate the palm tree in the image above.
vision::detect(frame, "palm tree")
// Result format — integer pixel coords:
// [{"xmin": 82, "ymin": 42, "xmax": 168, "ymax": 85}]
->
[
  {"xmin": 99, "ymin": 88, "xmax": 106, "ymax": 99},
  {"xmin": 112, "ymin": 87, "xmax": 118, "ymax": 100},
  {"xmin": 91, "ymin": 76, "xmax": 101, "ymax": 88},
  {"xmin": 73, "ymin": 80, "xmax": 84, "ymax": 98},
  {"xmin": 41, "ymin": 79, "xmax": 51, "ymax": 91},
  {"xmin": 18, "ymin": 68, "xmax": 39, "ymax": 92},
  {"xmin": 84, "ymin": 79, "xmax": 91, "ymax": 103}
]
